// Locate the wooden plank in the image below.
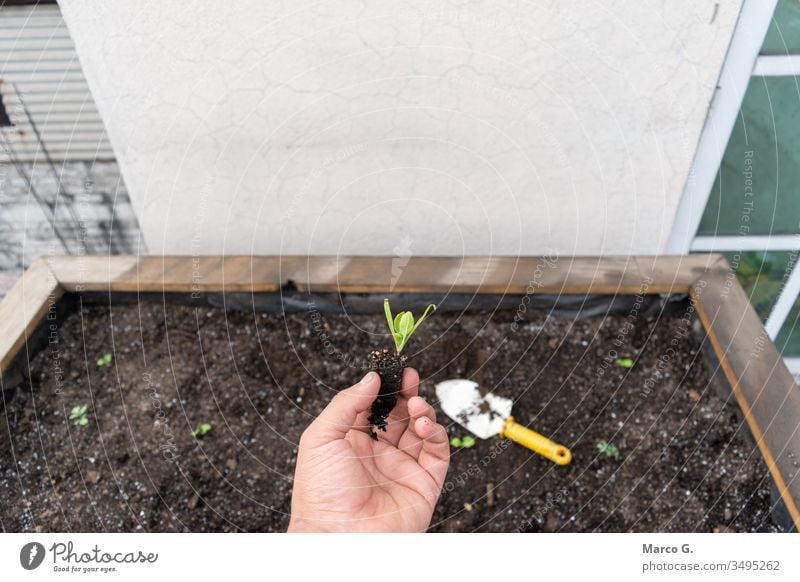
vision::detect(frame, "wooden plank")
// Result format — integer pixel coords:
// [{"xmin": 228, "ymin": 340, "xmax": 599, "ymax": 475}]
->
[
  {"xmin": 49, "ymin": 255, "xmax": 693, "ymax": 295},
  {"xmin": 49, "ymin": 255, "xmax": 284, "ymax": 293},
  {"xmin": 691, "ymin": 258, "xmax": 800, "ymax": 530},
  {"xmin": 45, "ymin": 255, "xmax": 139, "ymax": 291},
  {"xmin": 296, "ymin": 256, "xmax": 650, "ymax": 294},
  {"xmin": 0, "ymin": 257, "xmax": 61, "ymax": 375},
  {"xmin": 635, "ymin": 254, "xmax": 723, "ymax": 293}
]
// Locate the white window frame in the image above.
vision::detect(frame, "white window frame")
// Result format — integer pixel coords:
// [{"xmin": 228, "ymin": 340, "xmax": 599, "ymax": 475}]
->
[
  {"xmin": 753, "ymin": 55, "xmax": 800, "ymax": 76},
  {"xmin": 668, "ymin": 0, "xmax": 800, "ymax": 373},
  {"xmin": 786, "ymin": 358, "xmax": 800, "ymax": 375},
  {"xmin": 666, "ymin": 0, "xmax": 778, "ymax": 255}
]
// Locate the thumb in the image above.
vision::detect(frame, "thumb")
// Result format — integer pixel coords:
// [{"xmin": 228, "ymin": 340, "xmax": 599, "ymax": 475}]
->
[{"xmin": 301, "ymin": 371, "xmax": 380, "ymax": 447}]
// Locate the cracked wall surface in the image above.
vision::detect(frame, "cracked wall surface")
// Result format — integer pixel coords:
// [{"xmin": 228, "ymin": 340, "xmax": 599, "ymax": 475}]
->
[{"xmin": 59, "ymin": 0, "xmax": 743, "ymax": 256}]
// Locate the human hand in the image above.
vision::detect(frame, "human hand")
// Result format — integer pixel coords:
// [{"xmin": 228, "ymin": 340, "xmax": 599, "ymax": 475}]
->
[{"xmin": 288, "ymin": 368, "xmax": 450, "ymax": 532}]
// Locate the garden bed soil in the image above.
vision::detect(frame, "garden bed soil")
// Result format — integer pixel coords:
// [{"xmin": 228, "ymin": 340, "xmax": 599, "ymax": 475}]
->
[{"xmin": 0, "ymin": 301, "xmax": 778, "ymax": 532}]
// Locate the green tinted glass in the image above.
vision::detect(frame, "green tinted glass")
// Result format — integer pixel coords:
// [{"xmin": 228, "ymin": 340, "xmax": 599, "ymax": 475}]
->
[
  {"xmin": 762, "ymin": 0, "xmax": 800, "ymax": 54},
  {"xmin": 722, "ymin": 251, "xmax": 796, "ymax": 321},
  {"xmin": 775, "ymin": 293, "xmax": 800, "ymax": 356},
  {"xmin": 698, "ymin": 77, "xmax": 800, "ymax": 236}
]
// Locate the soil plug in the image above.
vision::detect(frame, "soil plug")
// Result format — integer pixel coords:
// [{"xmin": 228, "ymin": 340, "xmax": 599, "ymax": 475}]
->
[{"xmin": 368, "ymin": 299, "xmax": 436, "ymax": 437}]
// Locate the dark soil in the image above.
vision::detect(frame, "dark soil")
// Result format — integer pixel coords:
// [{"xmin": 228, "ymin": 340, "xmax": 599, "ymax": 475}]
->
[
  {"xmin": 367, "ymin": 348, "xmax": 406, "ymax": 437},
  {"xmin": 0, "ymin": 300, "xmax": 779, "ymax": 532}
]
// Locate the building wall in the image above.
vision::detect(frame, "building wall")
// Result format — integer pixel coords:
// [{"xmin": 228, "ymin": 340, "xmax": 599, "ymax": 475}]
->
[{"xmin": 60, "ymin": 0, "xmax": 743, "ymax": 256}]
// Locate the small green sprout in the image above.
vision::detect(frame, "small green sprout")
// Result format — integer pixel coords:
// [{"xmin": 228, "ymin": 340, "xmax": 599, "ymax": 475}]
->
[
  {"xmin": 192, "ymin": 423, "xmax": 213, "ymax": 438},
  {"xmin": 450, "ymin": 435, "xmax": 476, "ymax": 449},
  {"xmin": 69, "ymin": 404, "xmax": 89, "ymax": 426},
  {"xmin": 384, "ymin": 299, "xmax": 436, "ymax": 354},
  {"xmin": 596, "ymin": 439, "xmax": 620, "ymax": 460},
  {"xmin": 96, "ymin": 353, "xmax": 113, "ymax": 367},
  {"xmin": 615, "ymin": 357, "xmax": 634, "ymax": 369}
]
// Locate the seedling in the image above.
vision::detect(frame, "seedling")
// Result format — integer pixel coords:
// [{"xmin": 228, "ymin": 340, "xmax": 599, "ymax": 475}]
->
[
  {"xmin": 450, "ymin": 435, "xmax": 476, "ymax": 449},
  {"xmin": 367, "ymin": 299, "xmax": 436, "ymax": 436},
  {"xmin": 384, "ymin": 299, "xmax": 436, "ymax": 354},
  {"xmin": 96, "ymin": 353, "xmax": 113, "ymax": 367},
  {"xmin": 596, "ymin": 439, "xmax": 620, "ymax": 460},
  {"xmin": 615, "ymin": 357, "xmax": 633, "ymax": 369},
  {"xmin": 69, "ymin": 405, "xmax": 89, "ymax": 426},
  {"xmin": 192, "ymin": 423, "xmax": 212, "ymax": 438}
]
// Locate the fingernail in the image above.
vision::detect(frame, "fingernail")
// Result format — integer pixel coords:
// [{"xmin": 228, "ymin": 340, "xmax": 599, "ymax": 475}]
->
[{"xmin": 360, "ymin": 371, "xmax": 377, "ymax": 384}]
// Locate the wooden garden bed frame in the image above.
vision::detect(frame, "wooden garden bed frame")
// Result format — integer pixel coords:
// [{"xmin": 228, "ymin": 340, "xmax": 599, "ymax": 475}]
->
[{"xmin": 1, "ymin": 254, "xmax": 798, "ymax": 529}]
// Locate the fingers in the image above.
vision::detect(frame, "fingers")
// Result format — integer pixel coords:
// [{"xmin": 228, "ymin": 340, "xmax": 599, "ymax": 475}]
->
[
  {"xmin": 408, "ymin": 395, "xmax": 436, "ymax": 424},
  {"xmin": 301, "ymin": 371, "xmax": 380, "ymax": 447},
  {"xmin": 400, "ymin": 367, "xmax": 420, "ymax": 400},
  {"xmin": 395, "ymin": 394, "xmax": 434, "ymax": 456},
  {"xmin": 414, "ymin": 415, "xmax": 450, "ymax": 489},
  {"xmin": 403, "ymin": 395, "xmax": 449, "ymax": 488}
]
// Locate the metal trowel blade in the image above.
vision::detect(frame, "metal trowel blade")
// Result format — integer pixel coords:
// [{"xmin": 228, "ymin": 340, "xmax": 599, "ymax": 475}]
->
[{"xmin": 435, "ymin": 378, "xmax": 512, "ymax": 440}]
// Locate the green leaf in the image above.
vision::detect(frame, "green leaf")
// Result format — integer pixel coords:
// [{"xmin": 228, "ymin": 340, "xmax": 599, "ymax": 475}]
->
[
  {"xmin": 451, "ymin": 435, "xmax": 476, "ymax": 449},
  {"xmin": 398, "ymin": 312, "xmax": 414, "ymax": 336},
  {"xmin": 615, "ymin": 357, "xmax": 634, "ymax": 369},
  {"xmin": 384, "ymin": 299, "xmax": 395, "ymax": 334},
  {"xmin": 193, "ymin": 423, "xmax": 213, "ymax": 438},
  {"xmin": 596, "ymin": 439, "xmax": 620, "ymax": 459},
  {"xmin": 79, "ymin": 416, "xmax": 88, "ymax": 426},
  {"xmin": 409, "ymin": 304, "xmax": 436, "ymax": 337},
  {"xmin": 69, "ymin": 405, "xmax": 88, "ymax": 421},
  {"xmin": 385, "ymin": 300, "xmax": 404, "ymax": 352},
  {"xmin": 383, "ymin": 300, "xmax": 437, "ymax": 353}
]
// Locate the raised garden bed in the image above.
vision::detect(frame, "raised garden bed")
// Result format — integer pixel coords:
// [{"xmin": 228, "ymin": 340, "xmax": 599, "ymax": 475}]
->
[{"xmin": 0, "ymin": 255, "xmax": 798, "ymax": 532}]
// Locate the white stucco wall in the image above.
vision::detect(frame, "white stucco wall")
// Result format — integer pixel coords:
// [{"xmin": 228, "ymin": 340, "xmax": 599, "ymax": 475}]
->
[{"xmin": 60, "ymin": 0, "xmax": 742, "ymax": 257}]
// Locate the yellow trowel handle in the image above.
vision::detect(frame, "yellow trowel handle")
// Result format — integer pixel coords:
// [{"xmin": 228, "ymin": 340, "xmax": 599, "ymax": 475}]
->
[{"xmin": 499, "ymin": 417, "xmax": 572, "ymax": 465}]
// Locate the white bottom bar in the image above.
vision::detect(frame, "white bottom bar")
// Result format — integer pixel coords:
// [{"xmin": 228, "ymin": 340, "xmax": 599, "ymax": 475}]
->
[{"xmin": 1, "ymin": 533, "xmax": 797, "ymax": 580}]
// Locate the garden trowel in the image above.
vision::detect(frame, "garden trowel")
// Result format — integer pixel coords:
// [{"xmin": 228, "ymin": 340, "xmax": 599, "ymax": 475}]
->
[{"xmin": 435, "ymin": 379, "xmax": 571, "ymax": 465}]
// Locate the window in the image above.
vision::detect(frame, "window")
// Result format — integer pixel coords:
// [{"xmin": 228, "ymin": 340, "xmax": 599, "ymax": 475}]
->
[
  {"xmin": 685, "ymin": 1, "xmax": 800, "ymax": 374},
  {"xmin": 762, "ymin": 0, "xmax": 800, "ymax": 54}
]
